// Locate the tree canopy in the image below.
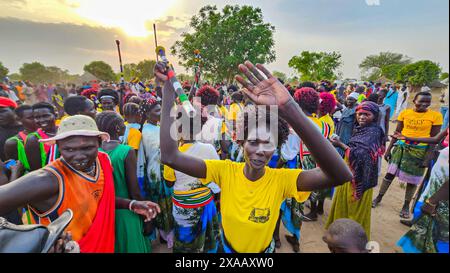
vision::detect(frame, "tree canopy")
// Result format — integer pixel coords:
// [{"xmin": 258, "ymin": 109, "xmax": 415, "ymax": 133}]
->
[
  {"xmin": 0, "ymin": 62, "xmax": 9, "ymax": 80},
  {"xmin": 171, "ymin": 5, "xmax": 276, "ymax": 83},
  {"xmin": 83, "ymin": 61, "xmax": 116, "ymax": 82},
  {"xmin": 397, "ymin": 60, "xmax": 441, "ymax": 87},
  {"xmin": 288, "ymin": 51, "xmax": 342, "ymax": 82},
  {"xmin": 123, "ymin": 60, "xmax": 156, "ymax": 82},
  {"xmin": 359, "ymin": 52, "xmax": 411, "ymax": 81}
]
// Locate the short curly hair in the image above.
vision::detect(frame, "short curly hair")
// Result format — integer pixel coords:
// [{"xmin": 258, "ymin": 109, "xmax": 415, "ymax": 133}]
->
[
  {"xmin": 236, "ymin": 105, "xmax": 289, "ymax": 149},
  {"xmin": 294, "ymin": 87, "xmax": 320, "ymax": 114},
  {"xmin": 196, "ymin": 85, "xmax": 220, "ymax": 106},
  {"xmin": 319, "ymin": 92, "xmax": 337, "ymax": 115}
]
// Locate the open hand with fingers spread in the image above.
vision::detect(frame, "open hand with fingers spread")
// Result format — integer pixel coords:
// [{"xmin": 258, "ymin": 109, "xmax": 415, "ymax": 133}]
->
[{"xmin": 235, "ymin": 61, "xmax": 293, "ymax": 111}]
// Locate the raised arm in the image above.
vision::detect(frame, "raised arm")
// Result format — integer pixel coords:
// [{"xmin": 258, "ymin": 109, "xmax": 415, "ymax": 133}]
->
[
  {"xmin": 155, "ymin": 67, "xmax": 207, "ymax": 179},
  {"xmin": 235, "ymin": 61, "xmax": 352, "ymax": 191}
]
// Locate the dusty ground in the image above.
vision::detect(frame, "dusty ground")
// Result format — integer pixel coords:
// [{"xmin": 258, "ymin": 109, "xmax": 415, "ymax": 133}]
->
[{"xmin": 152, "ymin": 89, "xmax": 445, "ymax": 253}]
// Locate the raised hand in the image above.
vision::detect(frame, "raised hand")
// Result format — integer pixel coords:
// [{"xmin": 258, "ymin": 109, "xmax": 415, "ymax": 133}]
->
[
  {"xmin": 153, "ymin": 62, "xmax": 169, "ymax": 83},
  {"xmin": 235, "ymin": 61, "xmax": 293, "ymax": 108}
]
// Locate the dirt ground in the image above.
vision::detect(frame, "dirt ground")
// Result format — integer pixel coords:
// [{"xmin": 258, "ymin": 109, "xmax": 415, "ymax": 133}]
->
[{"xmin": 152, "ymin": 89, "xmax": 445, "ymax": 253}]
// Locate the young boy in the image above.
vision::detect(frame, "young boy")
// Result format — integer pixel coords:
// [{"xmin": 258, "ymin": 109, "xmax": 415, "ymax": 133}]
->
[{"xmin": 323, "ymin": 218, "xmax": 379, "ymax": 253}]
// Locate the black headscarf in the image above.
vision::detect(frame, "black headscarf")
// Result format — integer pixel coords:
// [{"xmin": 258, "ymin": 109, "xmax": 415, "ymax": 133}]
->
[{"xmin": 347, "ymin": 101, "xmax": 385, "ymax": 200}]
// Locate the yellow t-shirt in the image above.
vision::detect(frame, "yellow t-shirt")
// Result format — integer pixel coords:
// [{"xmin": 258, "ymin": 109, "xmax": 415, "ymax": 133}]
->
[
  {"xmin": 398, "ymin": 109, "xmax": 443, "ymax": 138},
  {"xmin": 218, "ymin": 105, "xmax": 229, "ymax": 120},
  {"xmin": 320, "ymin": 114, "xmax": 335, "ymax": 136},
  {"xmin": 127, "ymin": 127, "xmax": 142, "ymax": 150},
  {"xmin": 201, "ymin": 160, "xmax": 310, "ymax": 253},
  {"xmin": 228, "ymin": 103, "xmax": 244, "ymax": 121},
  {"xmin": 163, "ymin": 143, "xmax": 193, "ymax": 182}
]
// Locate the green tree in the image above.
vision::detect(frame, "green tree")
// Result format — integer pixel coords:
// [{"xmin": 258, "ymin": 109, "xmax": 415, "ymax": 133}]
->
[
  {"xmin": 83, "ymin": 61, "xmax": 116, "ymax": 82},
  {"xmin": 288, "ymin": 51, "xmax": 342, "ymax": 82},
  {"xmin": 123, "ymin": 63, "xmax": 138, "ymax": 81},
  {"xmin": 440, "ymin": 72, "xmax": 449, "ymax": 80},
  {"xmin": 381, "ymin": 63, "xmax": 406, "ymax": 81},
  {"xmin": 46, "ymin": 66, "xmax": 70, "ymax": 83},
  {"xmin": 172, "ymin": 5, "xmax": 276, "ymax": 83},
  {"xmin": 359, "ymin": 52, "xmax": 412, "ymax": 81},
  {"xmin": 0, "ymin": 62, "xmax": 9, "ymax": 80},
  {"xmin": 19, "ymin": 62, "xmax": 49, "ymax": 83},
  {"xmin": 8, "ymin": 73, "xmax": 22, "ymax": 81},
  {"xmin": 177, "ymin": 73, "xmax": 194, "ymax": 83},
  {"xmin": 397, "ymin": 60, "xmax": 441, "ymax": 89},
  {"xmin": 272, "ymin": 71, "xmax": 287, "ymax": 82},
  {"xmin": 135, "ymin": 60, "xmax": 156, "ymax": 81}
]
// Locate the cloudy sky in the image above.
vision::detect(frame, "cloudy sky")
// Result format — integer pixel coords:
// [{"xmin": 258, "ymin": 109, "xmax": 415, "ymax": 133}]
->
[{"xmin": 0, "ymin": 0, "xmax": 448, "ymax": 79}]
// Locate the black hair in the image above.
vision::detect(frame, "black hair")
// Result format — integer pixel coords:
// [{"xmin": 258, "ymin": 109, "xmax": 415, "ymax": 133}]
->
[
  {"xmin": 15, "ymin": 104, "xmax": 33, "ymax": 118},
  {"xmin": 356, "ymin": 86, "xmax": 365, "ymax": 93},
  {"xmin": 95, "ymin": 111, "xmax": 124, "ymax": 138},
  {"xmin": 228, "ymin": 85, "xmax": 238, "ymax": 93},
  {"xmin": 367, "ymin": 93, "xmax": 379, "ymax": 103},
  {"xmin": 231, "ymin": 91, "xmax": 244, "ymax": 103},
  {"xmin": 299, "ymin": 81, "xmax": 316, "ymax": 89},
  {"xmin": 413, "ymin": 91, "xmax": 432, "ymax": 101},
  {"xmin": 378, "ymin": 88, "xmax": 388, "ymax": 96},
  {"xmin": 128, "ymin": 96, "xmax": 143, "ymax": 105},
  {"xmin": 236, "ymin": 105, "xmax": 289, "ymax": 149},
  {"xmin": 64, "ymin": 95, "xmax": 90, "ymax": 116},
  {"xmin": 32, "ymin": 102, "xmax": 56, "ymax": 115},
  {"xmin": 327, "ymin": 219, "xmax": 368, "ymax": 252},
  {"xmin": 98, "ymin": 89, "xmax": 119, "ymax": 104},
  {"xmin": 123, "ymin": 102, "xmax": 140, "ymax": 117}
]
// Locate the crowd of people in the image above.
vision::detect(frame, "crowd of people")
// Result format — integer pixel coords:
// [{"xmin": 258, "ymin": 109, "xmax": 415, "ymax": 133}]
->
[{"xmin": 0, "ymin": 60, "xmax": 448, "ymax": 254}]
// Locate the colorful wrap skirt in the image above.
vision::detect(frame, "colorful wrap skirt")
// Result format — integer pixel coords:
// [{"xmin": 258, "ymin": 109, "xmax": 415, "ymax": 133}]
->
[
  {"xmin": 172, "ymin": 187, "xmax": 221, "ymax": 253},
  {"xmin": 387, "ymin": 140, "xmax": 428, "ymax": 185}
]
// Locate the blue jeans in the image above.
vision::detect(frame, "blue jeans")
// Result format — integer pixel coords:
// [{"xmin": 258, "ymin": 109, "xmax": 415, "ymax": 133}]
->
[{"xmin": 441, "ymin": 106, "xmax": 449, "ymax": 131}]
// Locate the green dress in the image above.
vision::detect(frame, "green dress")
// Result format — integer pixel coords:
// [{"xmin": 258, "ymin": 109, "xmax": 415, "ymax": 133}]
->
[{"xmin": 100, "ymin": 144, "xmax": 151, "ymax": 253}]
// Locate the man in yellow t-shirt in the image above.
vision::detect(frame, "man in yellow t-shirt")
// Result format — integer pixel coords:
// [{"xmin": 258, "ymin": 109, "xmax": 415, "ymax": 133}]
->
[{"xmin": 201, "ymin": 160, "xmax": 310, "ymax": 253}]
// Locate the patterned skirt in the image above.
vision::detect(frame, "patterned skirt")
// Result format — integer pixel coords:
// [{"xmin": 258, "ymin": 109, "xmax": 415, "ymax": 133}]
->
[
  {"xmin": 387, "ymin": 141, "xmax": 428, "ymax": 185},
  {"xmin": 397, "ymin": 147, "xmax": 449, "ymax": 253},
  {"xmin": 172, "ymin": 187, "xmax": 221, "ymax": 253}
]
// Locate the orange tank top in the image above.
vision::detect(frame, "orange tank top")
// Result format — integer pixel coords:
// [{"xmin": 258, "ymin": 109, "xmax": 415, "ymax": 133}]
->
[{"xmin": 28, "ymin": 157, "xmax": 105, "ymax": 242}]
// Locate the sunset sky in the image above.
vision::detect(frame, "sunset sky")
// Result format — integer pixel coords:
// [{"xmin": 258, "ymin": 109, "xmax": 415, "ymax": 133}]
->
[{"xmin": 1, "ymin": 0, "xmax": 448, "ymax": 79}]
